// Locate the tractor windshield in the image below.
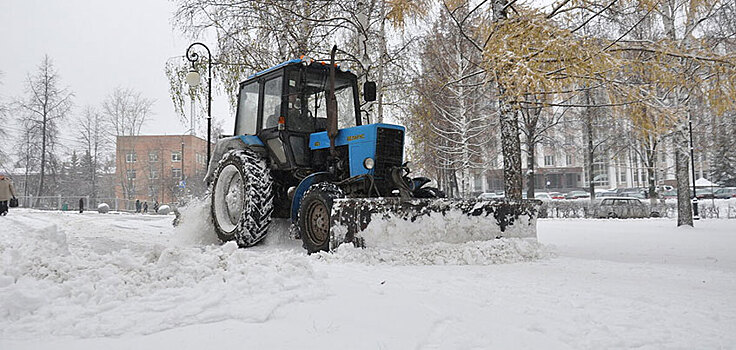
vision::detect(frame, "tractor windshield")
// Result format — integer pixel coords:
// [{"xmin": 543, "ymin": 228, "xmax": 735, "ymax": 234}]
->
[{"xmin": 290, "ymin": 67, "xmax": 358, "ymax": 132}]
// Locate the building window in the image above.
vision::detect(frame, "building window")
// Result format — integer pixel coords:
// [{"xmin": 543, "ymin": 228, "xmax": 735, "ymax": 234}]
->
[
  {"xmin": 592, "ymin": 159, "xmax": 609, "ymax": 187},
  {"xmin": 148, "ymin": 185, "xmax": 159, "ymax": 198},
  {"xmin": 126, "ymin": 152, "xmax": 137, "ymax": 163},
  {"xmin": 126, "ymin": 185, "xmax": 136, "ymax": 198},
  {"xmin": 149, "ymin": 152, "xmax": 159, "ymax": 162},
  {"xmin": 172, "ymin": 168, "xmax": 182, "ymax": 179},
  {"xmin": 474, "ymin": 173, "xmax": 483, "ymax": 191},
  {"xmin": 126, "ymin": 169, "xmax": 136, "ymax": 180},
  {"xmin": 172, "ymin": 151, "xmax": 182, "ymax": 162},
  {"xmin": 196, "ymin": 153, "xmax": 205, "ymax": 165},
  {"xmin": 149, "ymin": 169, "xmax": 159, "ymax": 179},
  {"xmin": 566, "ymin": 154, "xmax": 573, "ymax": 166},
  {"xmin": 544, "ymin": 155, "xmax": 555, "ymax": 167}
]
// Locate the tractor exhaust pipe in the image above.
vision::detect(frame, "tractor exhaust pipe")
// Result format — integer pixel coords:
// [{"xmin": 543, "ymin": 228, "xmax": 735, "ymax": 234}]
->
[{"xmin": 326, "ymin": 45, "xmax": 338, "ymax": 158}]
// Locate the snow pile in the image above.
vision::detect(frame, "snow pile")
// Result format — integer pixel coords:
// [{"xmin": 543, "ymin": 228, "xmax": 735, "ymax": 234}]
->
[
  {"xmin": 171, "ymin": 196, "xmax": 220, "ymax": 246},
  {"xmin": 157, "ymin": 204, "xmax": 171, "ymax": 215},
  {"xmin": 322, "ymin": 238, "xmax": 549, "ymax": 265},
  {"xmin": 0, "ymin": 220, "xmax": 325, "ymax": 339},
  {"xmin": 97, "ymin": 203, "xmax": 110, "ymax": 213},
  {"xmin": 3, "ymin": 211, "xmax": 736, "ymax": 349}
]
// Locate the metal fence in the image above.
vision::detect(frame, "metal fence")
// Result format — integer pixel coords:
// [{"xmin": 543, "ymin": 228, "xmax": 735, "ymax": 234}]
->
[
  {"xmin": 14, "ymin": 195, "xmax": 168, "ymax": 213},
  {"xmin": 540, "ymin": 199, "xmax": 736, "ymax": 219}
]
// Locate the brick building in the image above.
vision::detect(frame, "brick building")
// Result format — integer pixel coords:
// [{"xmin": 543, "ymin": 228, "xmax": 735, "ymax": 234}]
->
[{"xmin": 115, "ymin": 135, "xmax": 210, "ymax": 204}]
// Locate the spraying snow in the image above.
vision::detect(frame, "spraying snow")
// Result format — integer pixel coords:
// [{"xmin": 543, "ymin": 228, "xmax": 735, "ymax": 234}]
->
[{"xmin": 171, "ymin": 196, "xmax": 219, "ymax": 247}]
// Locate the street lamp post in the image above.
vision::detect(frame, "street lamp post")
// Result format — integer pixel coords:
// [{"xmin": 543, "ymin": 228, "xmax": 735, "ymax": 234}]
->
[
  {"xmin": 688, "ymin": 111, "xmax": 699, "ymax": 220},
  {"xmin": 185, "ymin": 42, "xmax": 212, "ymax": 166}
]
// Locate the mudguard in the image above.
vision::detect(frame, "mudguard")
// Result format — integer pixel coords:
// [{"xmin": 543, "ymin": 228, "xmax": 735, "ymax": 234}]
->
[{"xmin": 291, "ymin": 172, "xmax": 332, "ymax": 224}]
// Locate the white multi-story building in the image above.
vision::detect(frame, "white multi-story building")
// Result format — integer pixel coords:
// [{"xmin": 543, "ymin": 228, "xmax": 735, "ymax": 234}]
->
[{"xmin": 470, "ymin": 119, "xmax": 685, "ymax": 195}]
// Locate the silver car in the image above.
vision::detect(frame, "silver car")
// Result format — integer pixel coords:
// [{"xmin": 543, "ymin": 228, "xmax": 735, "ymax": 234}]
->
[{"xmin": 594, "ymin": 197, "xmax": 660, "ymax": 218}]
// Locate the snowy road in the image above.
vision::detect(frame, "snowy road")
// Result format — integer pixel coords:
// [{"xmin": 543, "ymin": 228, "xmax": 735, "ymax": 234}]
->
[{"xmin": 1, "ymin": 208, "xmax": 735, "ymax": 349}]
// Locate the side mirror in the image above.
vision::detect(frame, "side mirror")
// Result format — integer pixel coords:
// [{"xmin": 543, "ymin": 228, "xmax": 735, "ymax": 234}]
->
[{"xmin": 363, "ymin": 81, "xmax": 376, "ymax": 102}]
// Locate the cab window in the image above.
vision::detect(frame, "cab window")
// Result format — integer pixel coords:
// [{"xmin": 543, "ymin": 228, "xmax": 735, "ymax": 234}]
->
[
  {"xmin": 262, "ymin": 76, "xmax": 283, "ymax": 129},
  {"xmin": 286, "ymin": 71, "xmax": 313, "ymax": 132},
  {"xmin": 235, "ymin": 82, "xmax": 258, "ymax": 135}
]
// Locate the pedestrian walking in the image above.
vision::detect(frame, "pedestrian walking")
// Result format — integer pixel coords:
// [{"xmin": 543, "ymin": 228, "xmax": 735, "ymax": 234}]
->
[
  {"xmin": 0, "ymin": 174, "xmax": 18, "ymax": 216},
  {"xmin": 79, "ymin": 197, "xmax": 85, "ymax": 213},
  {"xmin": 143, "ymin": 201, "xmax": 148, "ymax": 214},
  {"xmin": 135, "ymin": 199, "xmax": 141, "ymax": 213}
]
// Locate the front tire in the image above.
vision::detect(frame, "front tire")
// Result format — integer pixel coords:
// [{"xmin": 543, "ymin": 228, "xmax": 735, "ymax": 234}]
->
[
  {"xmin": 298, "ymin": 183, "xmax": 343, "ymax": 254},
  {"xmin": 211, "ymin": 149, "xmax": 273, "ymax": 247}
]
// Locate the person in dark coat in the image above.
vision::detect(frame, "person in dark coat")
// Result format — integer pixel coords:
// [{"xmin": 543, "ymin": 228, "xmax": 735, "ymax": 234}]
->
[
  {"xmin": 143, "ymin": 201, "xmax": 148, "ymax": 214},
  {"xmin": 135, "ymin": 199, "xmax": 141, "ymax": 213},
  {"xmin": 79, "ymin": 197, "xmax": 84, "ymax": 213}
]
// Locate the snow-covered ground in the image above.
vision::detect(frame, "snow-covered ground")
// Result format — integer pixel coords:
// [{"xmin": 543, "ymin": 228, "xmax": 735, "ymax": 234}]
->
[{"xmin": 1, "ymin": 207, "xmax": 735, "ymax": 349}]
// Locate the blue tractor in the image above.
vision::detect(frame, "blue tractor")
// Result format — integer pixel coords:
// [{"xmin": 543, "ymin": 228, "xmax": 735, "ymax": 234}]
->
[{"xmin": 205, "ymin": 47, "xmax": 537, "ymax": 253}]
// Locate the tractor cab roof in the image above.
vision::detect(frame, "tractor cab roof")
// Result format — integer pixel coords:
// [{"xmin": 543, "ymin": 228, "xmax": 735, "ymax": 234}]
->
[{"xmin": 245, "ymin": 57, "xmax": 354, "ymax": 82}]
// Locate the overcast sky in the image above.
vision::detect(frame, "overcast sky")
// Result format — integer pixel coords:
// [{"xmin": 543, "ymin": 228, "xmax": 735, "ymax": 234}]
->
[{"xmin": 0, "ymin": 0, "xmax": 230, "ymax": 143}]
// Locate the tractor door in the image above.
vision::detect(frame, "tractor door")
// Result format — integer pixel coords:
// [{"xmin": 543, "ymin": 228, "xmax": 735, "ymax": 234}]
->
[
  {"xmin": 258, "ymin": 72, "xmax": 290, "ymax": 169},
  {"xmin": 234, "ymin": 81, "xmax": 259, "ymax": 136},
  {"xmin": 257, "ymin": 68, "xmax": 311, "ymax": 170}
]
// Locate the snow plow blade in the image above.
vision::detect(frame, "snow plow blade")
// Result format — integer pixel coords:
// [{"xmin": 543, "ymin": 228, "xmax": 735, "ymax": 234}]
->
[{"xmin": 329, "ymin": 198, "xmax": 541, "ymax": 250}]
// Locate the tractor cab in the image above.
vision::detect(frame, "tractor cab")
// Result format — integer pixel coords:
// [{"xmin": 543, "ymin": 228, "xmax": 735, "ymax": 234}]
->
[{"xmin": 233, "ymin": 58, "xmax": 368, "ymax": 171}]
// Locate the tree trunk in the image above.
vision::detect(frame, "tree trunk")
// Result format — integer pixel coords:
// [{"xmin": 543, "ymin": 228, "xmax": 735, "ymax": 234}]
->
[
  {"xmin": 500, "ymin": 99, "xmax": 522, "ymax": 200},
  {"xmin": 675, "ymin": 136, "xmax": 693, "ymax": 226},
  {"xmin": 646, "ymin": 151, "xmax": 657, "ymax": 204},
  {"xmin": 376, "ymin": 0, "xmax": 386, "ymax": 123},
  {"xmin": 526, "ymin": 138, "xmax": 536, "ymax": 199},
  {"xmin": 35, "ymin": 113, "xmax": 48, "ymax": 207},
  {"xmin": 585, "ymin": 99, "xmax": 596, "ymax": 200},
  {"xmin": 492, "ymin": 0, "xmax": 522, "ymax": 200}
]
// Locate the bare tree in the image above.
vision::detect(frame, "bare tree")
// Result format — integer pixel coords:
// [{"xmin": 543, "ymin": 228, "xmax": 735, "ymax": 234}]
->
[
  {"xmin": 103, "ymin": 87, "xmax": 154, "ymax": 137},
  {"xmin": 77, "ymin": 106, "xmax": 108, "ymax": 201},
  {"xmin": 102, "ymin": 87, "xmax": 154, "ymax": 200},
  {"xmin": 17, "ymin": 55, "xmax": 73, "ymax": 203}
]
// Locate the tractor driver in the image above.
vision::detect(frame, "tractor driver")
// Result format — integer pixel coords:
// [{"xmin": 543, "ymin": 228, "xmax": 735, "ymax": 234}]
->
[{"xmin": 286, "ymin": 93, "xmax": 312, "ymax": 131}]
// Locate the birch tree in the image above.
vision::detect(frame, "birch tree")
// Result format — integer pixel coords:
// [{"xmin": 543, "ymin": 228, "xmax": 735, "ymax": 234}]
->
[
  {"xmin": 17, "ymin": 55, "xmax": 73, "ymax": 203},
  {"xmin": 608, "ymin": 0, "xmax": 736, "ymax": 225},
  {"xmin": 411, "ymin": 10, "xmax": 495, "ymax": 197}
]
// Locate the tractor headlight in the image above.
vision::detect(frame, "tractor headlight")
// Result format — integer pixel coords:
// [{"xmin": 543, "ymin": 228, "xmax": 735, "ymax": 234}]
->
[{"xmin": 363, "ymin": 157, "xmax": 375, "ymax": 169}]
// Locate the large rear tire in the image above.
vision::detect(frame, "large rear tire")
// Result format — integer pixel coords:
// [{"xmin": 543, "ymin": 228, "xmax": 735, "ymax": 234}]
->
[
  {"xmin": 297, "ymin": 183, "xmax": 343, "ymax": 254},
  {"xmin": 211, "ymin": 149, "xmax": 273, "ymax": 247}
]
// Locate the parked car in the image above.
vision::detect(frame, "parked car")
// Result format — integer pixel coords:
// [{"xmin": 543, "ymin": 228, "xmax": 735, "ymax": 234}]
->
[
  {"xmin": 597, "ymin": 191, "xmax": 619, "ymax": 198},
  {"xmin": 549, "ymin": 192, "xmax": 565, "ymax": 200},
  {"xmin": 565, "ymin": 190, "xmax": 590, "ymax": 199},
  {"xmin": 618, "ymin": 188, "xmax": 647, "ymax": 199},
  {"xmin": 695, "ymin": 188, "xmax": 715, "ymax": 199},
  {"xmin": 594, "ymin": 197, "xmax": 660, "ymax": 218},
  {"xmin": 660, "ymin": 189, "xmax": 678, "ymax": 199},
  {"xmin": 714, "ymin": 187, "xmax": 736, "ymax": 199},
  {"xmin": 534, "ymin": 192, "xmax": 553, "ymax": 201},
  {"xmin": 478, "ymin": 192, "xmax": 504, "ymax": 200}
]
